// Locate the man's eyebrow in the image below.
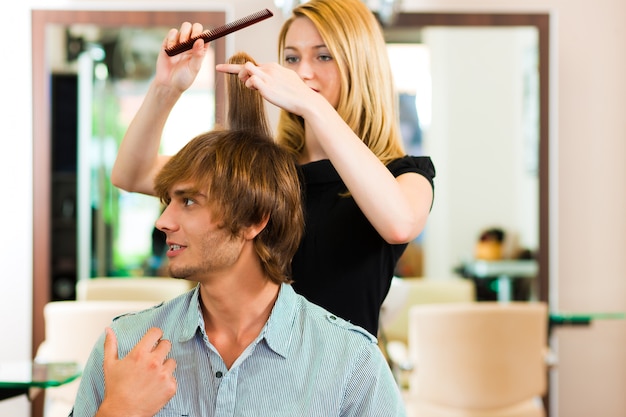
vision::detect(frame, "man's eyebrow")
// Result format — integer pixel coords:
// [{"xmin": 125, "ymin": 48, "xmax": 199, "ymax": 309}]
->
[
  {"xmin": 172, "ymin": 188, "xmax": 192, "ymax": 197},
  {"xmin": 171, "ymin": 188, "xmax": 207, "ymax": 200}
]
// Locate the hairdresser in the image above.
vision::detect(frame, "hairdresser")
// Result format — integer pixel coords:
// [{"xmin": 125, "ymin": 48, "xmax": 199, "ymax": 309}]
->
[{"xmin": 111, "ymin": 0, "xmax": 435, "ymax": 337}]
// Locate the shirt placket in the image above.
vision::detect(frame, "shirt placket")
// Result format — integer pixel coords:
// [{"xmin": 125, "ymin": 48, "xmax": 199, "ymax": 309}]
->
[{"xmin": 214, "ymin": 367, "xmax": 239, "ymax": 417}]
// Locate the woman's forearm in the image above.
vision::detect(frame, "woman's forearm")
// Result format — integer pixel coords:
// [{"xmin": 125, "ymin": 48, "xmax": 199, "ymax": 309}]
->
[{"xmin": 111, "ymin": 83, "xmax": 181, "ymax": 195}]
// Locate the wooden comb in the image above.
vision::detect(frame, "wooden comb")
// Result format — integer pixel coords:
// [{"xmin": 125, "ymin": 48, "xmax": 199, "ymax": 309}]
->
[{"xmin": 164, "ymin": 9, "xmax": 274, "ymax": 57}]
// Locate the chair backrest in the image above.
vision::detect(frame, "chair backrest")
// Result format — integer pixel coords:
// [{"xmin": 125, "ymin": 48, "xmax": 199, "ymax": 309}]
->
[
  {"xmin": 37, "ymin": 300, "xmax": 158, "ymax": 364},
  {"xmin": 35, "ymin": 300, "xmax": 159, "ymax": 417},
  {"xmin": 408, "ymin": 302, "xmax": 548, "ymax": 410},
  {"xmin": 76, "ymin": 277, "xmax": 193, "ymax": 302},
  {"xmin": 379, "ymin": 277, "xmax": 476, "ymax": 344}
]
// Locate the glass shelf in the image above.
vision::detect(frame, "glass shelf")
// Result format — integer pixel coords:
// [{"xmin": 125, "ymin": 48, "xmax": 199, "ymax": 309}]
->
[{"xmin": 0, "ymin": 361, "xmax": 81, "ymax": 389}]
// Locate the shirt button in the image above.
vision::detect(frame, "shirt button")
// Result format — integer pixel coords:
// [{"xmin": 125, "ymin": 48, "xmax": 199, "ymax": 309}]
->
[
  {"xmin": 215, "ymin": 371, "xmax": 223, "ymax": 378},
  {"xmin": 330, "ymin": 315, "xmax": 337, "ymax": 320}
]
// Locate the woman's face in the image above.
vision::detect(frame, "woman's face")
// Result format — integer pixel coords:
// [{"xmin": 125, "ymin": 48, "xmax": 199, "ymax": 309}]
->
[{"xmin": 283, "ymin": 17, "xmax": 341, "ymax": 108}]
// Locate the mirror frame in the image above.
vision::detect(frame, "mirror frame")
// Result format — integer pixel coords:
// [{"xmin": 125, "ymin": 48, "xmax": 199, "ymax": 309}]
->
[
  {"xmin": 31, "ymin": 9, "xmax": 227, "ymax": 359},
  {"xmin": 384, "ymin": 12, "xmax": 550, "ymax": 303}
]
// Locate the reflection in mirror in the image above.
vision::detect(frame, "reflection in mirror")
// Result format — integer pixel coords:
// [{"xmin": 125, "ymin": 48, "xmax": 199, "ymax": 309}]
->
[
  {"xmin": 48, "ymin": 23, "xmax": 215, "ymax": 291},
  {"xmin": 32, "ymin": 10, "xmax": 227, "ymax": 364},
  {"xmin": 386, "ymin": 21, "xmax": 545, "ymax": 303}
]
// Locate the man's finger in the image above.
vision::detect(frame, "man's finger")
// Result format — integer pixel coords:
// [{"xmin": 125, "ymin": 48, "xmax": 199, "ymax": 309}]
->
[
  {"xmin": 103, "ymin": 327, "xmax": 119, "ymax": 363},
  {"xmin": 163, "ymin": 357, "xmax": 177, "ymax": 374},
  {"xmin": 135, "ymin": 327, "xmax": 165, "ymax": 352},
  {"xmin": 152, "ymin": 338, "xmax": 173, "ymax": 362}
]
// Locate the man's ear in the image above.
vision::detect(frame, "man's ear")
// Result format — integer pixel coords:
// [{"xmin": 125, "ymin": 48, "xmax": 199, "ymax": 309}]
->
[{"xmin": 243, "ymin": 214, "xmax": 270, "ymax": 240}]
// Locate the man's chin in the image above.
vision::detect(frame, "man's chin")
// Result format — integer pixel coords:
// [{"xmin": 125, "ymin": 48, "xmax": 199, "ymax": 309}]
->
[{"xmin": 168, "ymin": 267, "xmax": 197, "ymax": 282}]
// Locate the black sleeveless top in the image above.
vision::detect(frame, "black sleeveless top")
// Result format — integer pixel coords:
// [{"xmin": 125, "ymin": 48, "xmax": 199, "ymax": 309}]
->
[{"xmin": 291, "ymin": 156, "xmax": 436, "ymax": 336}]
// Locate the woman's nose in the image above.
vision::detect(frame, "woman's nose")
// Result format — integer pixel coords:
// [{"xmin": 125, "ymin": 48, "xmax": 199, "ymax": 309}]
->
[{"xmin": 295, "ymin": 59, "xmax": 314, "ymax": 80}]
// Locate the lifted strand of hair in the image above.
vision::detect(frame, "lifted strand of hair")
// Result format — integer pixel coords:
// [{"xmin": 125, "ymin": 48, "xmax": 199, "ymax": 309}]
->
[{"xmin": 226, "ymin": 52, "xmax": 272, "ymax": 138}]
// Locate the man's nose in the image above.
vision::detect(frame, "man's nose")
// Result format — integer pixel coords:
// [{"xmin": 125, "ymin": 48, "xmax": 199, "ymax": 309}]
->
[{"xmin": 155, "ymin": 205, "xmax": 177, "ymax": 232}]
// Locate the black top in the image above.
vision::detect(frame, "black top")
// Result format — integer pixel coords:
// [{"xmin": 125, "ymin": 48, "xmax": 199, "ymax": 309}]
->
[{"xmin": 291, "ymin": 156, "xmax": 436, "ymax": 336}]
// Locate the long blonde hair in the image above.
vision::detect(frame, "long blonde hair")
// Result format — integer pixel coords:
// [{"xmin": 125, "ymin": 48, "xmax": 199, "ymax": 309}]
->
[{"xmin": 276, "ymin": 0, "xmax": 405, "ymax": 164}]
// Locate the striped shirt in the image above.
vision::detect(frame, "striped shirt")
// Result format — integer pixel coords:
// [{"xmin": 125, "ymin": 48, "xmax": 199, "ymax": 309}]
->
[{"xmin": 71, "ymin": 283, "xmax": 406, "ymax": 417}]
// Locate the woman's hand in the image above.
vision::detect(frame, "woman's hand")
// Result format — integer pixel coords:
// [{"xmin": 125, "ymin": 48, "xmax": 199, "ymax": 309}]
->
[
  {"xmin": 216, "ymin": 61, "xmax": 323, "ymax": 117},
  {"xmin": 155, "ymin": 22, "xmax": 210, "ymax": 94}
]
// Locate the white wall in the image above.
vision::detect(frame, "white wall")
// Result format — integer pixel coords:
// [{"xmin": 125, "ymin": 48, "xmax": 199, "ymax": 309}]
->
[
  {"xmin": 0, "ymin": 3, "xmax": 35, "ymax": 415},
  {"xmin": 2, "ymin": 0, "xmax": 625, "ymax": 416}
]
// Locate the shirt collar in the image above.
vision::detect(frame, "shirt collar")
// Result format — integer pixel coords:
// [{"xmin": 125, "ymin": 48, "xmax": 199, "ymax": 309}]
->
[
  {"xmin": 177, "ymin": 282, "xmax": 299, "ymax": 359},
  {"xmin": 178, "ymin": 284, "xmax": 203, "ymax": 343},
  {"xmin": 263, "ymin": 283, "xmax": 298, "ymax": 358}
]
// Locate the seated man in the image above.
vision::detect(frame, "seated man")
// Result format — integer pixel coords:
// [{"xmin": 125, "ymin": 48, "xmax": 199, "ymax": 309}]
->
[{"xmin": 70, "ymin": 52, "xmax": 406, "ymax": 417}]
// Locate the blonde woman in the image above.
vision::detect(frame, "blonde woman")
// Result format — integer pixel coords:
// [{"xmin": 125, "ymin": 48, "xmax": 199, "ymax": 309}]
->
[{"xmin": 112, "ymin": 0, "xmax": 435, "ymax": 337}]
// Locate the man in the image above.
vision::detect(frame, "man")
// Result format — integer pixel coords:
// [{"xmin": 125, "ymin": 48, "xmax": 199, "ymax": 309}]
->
[{"xmin": 70, "ymin": 126, "xmax": 406, "ymax": 416}]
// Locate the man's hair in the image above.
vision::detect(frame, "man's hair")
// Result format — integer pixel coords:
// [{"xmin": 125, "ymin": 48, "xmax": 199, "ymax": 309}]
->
[{"xmin": 154, "ymin": 52, "xmax": 304, "ymax": 284}]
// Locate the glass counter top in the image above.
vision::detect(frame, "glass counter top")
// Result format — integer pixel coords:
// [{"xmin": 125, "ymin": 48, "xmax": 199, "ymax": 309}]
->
[{"xmin": 0, "ymin": 361, "xmax": 81, "ymax": 389}]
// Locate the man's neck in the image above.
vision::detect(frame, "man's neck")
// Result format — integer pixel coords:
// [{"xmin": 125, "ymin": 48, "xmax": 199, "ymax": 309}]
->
[{"xmin": 199, "ymin": 278, "xmax": 280, "ymax": 368}]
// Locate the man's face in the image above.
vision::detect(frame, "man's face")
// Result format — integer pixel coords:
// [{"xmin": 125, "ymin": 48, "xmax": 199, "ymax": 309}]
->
[{"xmin": 155, "ymin": 182, "xmax": 244, "ymax": 281}]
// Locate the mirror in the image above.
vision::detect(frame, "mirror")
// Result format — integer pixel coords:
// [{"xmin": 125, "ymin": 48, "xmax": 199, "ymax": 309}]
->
[
  {"xmin": 31, "ymin": 8, "xmax": 227, "ymax": 363},
  {"xmin": 383, "ymin": 13, "xmax": 550, "ymax": 303}
]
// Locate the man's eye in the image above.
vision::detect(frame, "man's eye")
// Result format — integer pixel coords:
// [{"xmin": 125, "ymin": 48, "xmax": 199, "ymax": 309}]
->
[{"xmin": 183, "ymin": 198, "xmax": 195, "ymax": 207}]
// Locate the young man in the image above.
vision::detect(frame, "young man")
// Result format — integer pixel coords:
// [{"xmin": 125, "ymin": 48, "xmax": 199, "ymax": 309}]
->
[{"xmin": 70, "ymin": 126, "xmax": 406, "ymax": 416}]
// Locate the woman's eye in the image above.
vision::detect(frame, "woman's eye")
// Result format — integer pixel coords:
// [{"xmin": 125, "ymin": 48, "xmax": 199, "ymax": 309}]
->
[
  {"xmin": 284, "ymin": 55, "xmax": 299, "ymax": 64},
  {"xmin": 318, "ymin": 54, "xmax": 333, "ymax": 62}
]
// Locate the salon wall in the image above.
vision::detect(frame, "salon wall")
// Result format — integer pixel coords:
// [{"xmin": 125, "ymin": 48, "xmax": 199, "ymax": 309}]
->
[{"xmin": 1, "ymin": 0, "xmax": 624, "ymax": 416}]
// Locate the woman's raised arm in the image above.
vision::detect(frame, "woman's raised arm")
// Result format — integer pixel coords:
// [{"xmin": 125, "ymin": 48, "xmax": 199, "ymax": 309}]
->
[{"xmin": 111, "ymin": 23, "xmax": 209, "ymax": 195}]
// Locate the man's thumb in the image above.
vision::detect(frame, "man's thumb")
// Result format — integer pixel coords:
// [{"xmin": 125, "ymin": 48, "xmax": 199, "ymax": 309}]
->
[{"xmin": 103, "ymin": 327, "xmax": 119, "ymax": 362}]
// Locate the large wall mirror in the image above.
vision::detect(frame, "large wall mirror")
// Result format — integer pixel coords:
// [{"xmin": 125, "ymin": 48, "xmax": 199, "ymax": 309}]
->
[
  {"xmin": 31, "ymin": 9, "xmax": 228, "ymax": 361},
  {"xmin": 384, "ymin": 13, "xmax": 550, "ymax": 303}
]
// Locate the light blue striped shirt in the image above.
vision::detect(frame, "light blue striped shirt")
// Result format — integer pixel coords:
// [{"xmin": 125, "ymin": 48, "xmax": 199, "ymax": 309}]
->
[{"xmin": 71, "ymin": 283, "xmax": 406, "ymax": 417}]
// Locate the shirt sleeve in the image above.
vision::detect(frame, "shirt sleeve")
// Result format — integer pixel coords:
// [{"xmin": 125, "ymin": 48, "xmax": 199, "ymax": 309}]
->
[
  {"xmin": 341, "ymin": 343, "xmax": 407, "ymax": 417},
  {"xmin": 70, "ymin": 333, "xmax": 107, "ymax": 417},
  {"xmin": 387, "ymin": 156, "xmax": 436, "ymax": 190}
]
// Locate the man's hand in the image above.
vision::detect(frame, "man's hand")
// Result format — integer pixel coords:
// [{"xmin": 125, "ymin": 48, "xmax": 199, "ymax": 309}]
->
[{"xmin": 95, "ymin": 327, "xmax": 177, "ymax": 417}]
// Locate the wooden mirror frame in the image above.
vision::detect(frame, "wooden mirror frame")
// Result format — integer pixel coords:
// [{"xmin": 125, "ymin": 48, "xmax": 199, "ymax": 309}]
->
[
  {"xmin": 31, "ymin": 9, "xmax": 227, "ymax": 360},
  {"xmin": 384, "ymin": 12, "xmax": 550, "ymax": 305}
]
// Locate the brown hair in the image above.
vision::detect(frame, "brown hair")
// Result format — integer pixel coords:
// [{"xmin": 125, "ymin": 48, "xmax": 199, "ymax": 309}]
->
[
  {"xmin": 154, "ymin": 52, "xmax": 304, "ymax": 284},
  {"xmin": 225, "ymin": 52, "xmax": 272, "ymax": 137}
]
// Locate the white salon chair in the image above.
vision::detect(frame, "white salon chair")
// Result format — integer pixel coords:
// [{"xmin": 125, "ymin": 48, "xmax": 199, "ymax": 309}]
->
[{"xmin": 403, "ymin": 302, "xmax": 550, "ymax": 417}]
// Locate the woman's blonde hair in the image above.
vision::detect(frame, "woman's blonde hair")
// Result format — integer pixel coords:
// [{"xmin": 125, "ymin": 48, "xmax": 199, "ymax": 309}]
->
[{"xmin": 276, "ymin": 0, "xmax": 405, "ymax": 164}]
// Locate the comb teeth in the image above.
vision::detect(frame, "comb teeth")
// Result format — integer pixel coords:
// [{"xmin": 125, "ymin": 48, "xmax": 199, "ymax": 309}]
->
[{"xmin": 164, "ymin": 9, "xmax": 274, "ymax": 57}]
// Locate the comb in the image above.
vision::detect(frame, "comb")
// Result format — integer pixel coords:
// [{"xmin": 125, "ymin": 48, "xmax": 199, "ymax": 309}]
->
[{"xmin": 164, "ymin": 9, "xmax": 274, "ymax": 57}]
